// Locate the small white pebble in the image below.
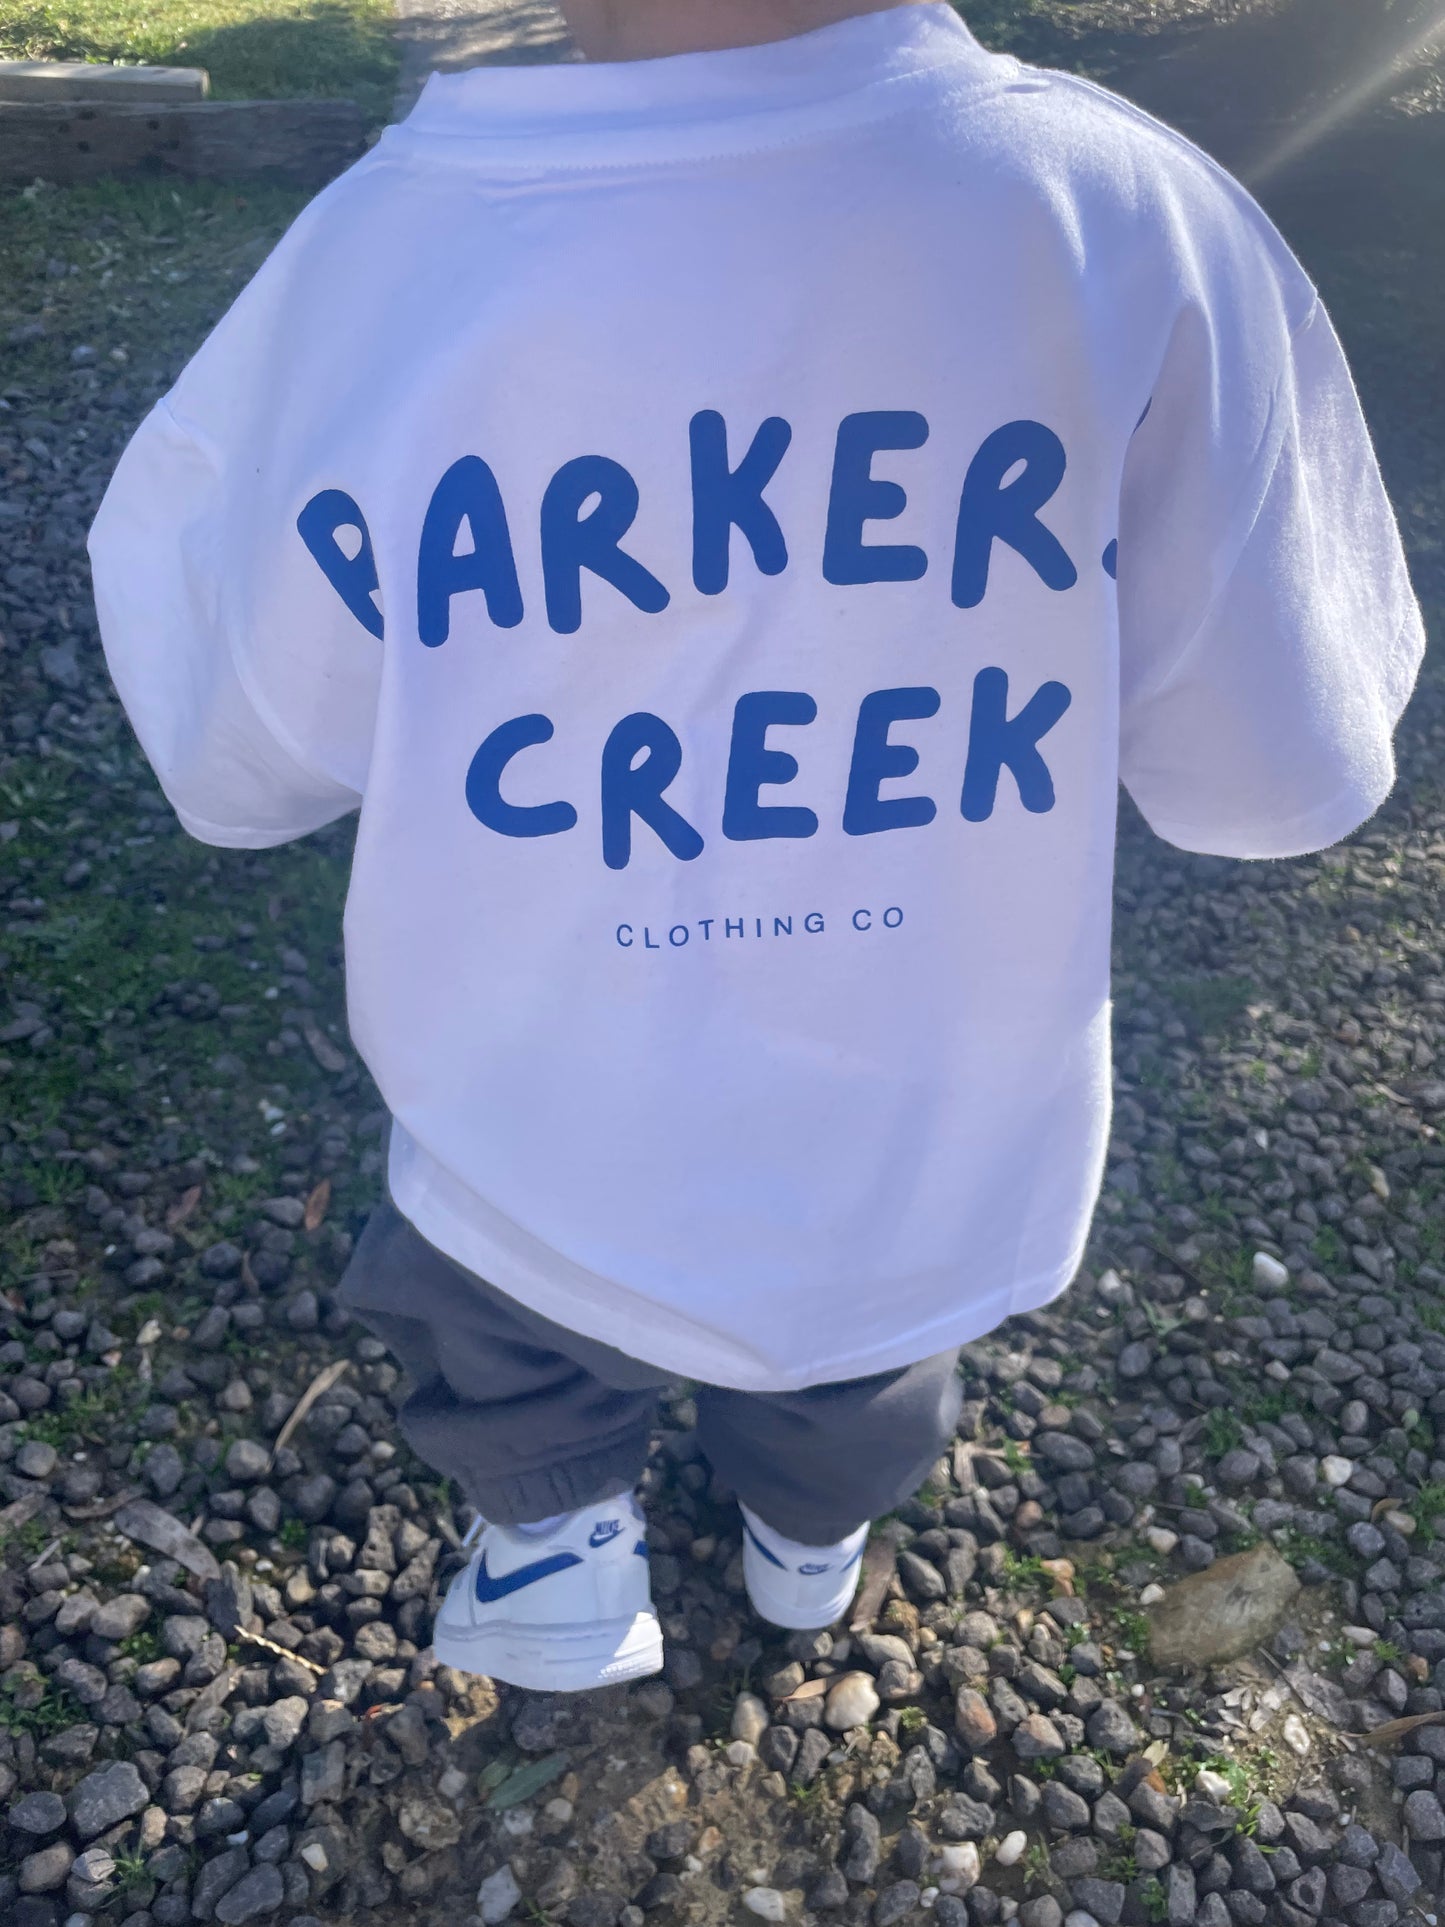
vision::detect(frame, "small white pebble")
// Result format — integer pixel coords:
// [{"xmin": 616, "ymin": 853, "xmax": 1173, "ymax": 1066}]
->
[
  {"xmin": 1282, "ymin": 1713, "xmax": 1312, "ymax": 1757},
  {"xmin": 1129, "ymin": 1683, "xmax": 1145, "ymax": 1698},
  {"xmin": 437, "ymin": 1766, "xmax": 468, "ymax": 1801},
  {"xmin": 1264, "ymin": 1360, "xmax": 1291, "ymax": 1382},
  {"xmin": 726, "ymin": 1740, "xmax": 757, "ymax": 1768},
  {"xmin": 1142, "ymin": 1527, "xmax": 1178, "ymax": 1557},
  {"xmin": 500, "ymin": 1809, "xmax": 533, "ymax": 1838},
  {"xmin": 478, "ymin": 1866, "xmax": 523, "ymax": 1925},
  {"xmin": 1139, "ymin": 1583, "xmax": 1165, "ymax": 1605},
  {"xmin": 300, "ymin": 1843, "xmax": 329, "ymax": 1873},
  {"xmin": 543, "ymin": 1798, "xmax": 574, "ymax": 1825},
  {"xmin": 743, "ymin": 1888, "xmax": 787, "ymax": 1922},
  {"xmin": 995, "ymin": 1830, "xmax": 1027, "ymax": 1868},
  {"xmin": 1252, "ymin": 1251, "xmax": 1289, "ymax": 1289},
  {"xmin": 684, "ymin": 1856, "xmax": 703, "ymax": 1875},
  {"xmin": 1195, "ymin": 1769, "xmax": 1232, "ymax": 1801},
  {"xmin": 1343, "ymin": 1625, "xmax": 1379, "ymax": 1646},
  {"xmin": 936, "ymin": 1844, "xmax": 980, "ymax": 1894},
  {"xmin": 1321, "ymin": 1456, "xmax": 1353, "ymax": 1487}
]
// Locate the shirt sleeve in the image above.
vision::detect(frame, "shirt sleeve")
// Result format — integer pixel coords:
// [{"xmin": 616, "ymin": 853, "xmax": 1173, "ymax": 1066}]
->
[
  {"xmin": 1117, "ymin": 289, "xmax": 1427, "ymax": 860},
  {"xmin": 88, "ymin": 397, "xmax": 370, "ymax": 849}
]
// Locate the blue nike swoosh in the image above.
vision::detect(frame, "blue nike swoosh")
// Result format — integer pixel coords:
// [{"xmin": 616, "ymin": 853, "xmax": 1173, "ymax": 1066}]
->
[
  {"xmin": 747, "ymin": 1525, "xmax": 865, "ymax": 1576},
  {"xmin": 745, "ymin": 1523, "xmax": 787, "ymax": 1570},
  {"xmin": 475, "ymin": 1548, "xmax": 583, "ymax": 1604}
]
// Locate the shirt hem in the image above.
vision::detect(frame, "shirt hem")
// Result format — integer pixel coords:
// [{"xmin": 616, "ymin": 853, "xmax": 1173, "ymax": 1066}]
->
[
  {"xmin": 1140, "ymin": 768, "xmax": 1394, "ymax": 863},
  {"xmin": 388, "ymin": 1137, "xmax": 1087, "ymax": 1393},
  {"xmin": 173, "ymin": 804, "xmax": 343, "ymax": 849}
]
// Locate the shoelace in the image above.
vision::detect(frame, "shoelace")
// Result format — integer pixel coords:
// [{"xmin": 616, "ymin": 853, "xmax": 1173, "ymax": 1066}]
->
[{"xmin": 461, "ymin": 1512, "xmax": 486, "ymax": 1550}]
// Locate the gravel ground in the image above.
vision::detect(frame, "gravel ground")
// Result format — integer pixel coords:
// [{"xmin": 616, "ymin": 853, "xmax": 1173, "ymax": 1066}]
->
[{"xmin": 1, "ymin": 77, "xmax": 1444, "ymax": 1927}]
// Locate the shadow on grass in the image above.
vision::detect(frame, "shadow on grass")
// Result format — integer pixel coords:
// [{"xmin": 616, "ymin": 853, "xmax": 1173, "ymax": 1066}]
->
[{"xmin": 0, "ymin": 0, "xmax": 400, "ymax": 129}]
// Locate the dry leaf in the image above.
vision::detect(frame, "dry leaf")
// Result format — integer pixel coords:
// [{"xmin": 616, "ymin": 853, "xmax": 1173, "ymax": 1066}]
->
[
  {"xmin": 166, "ymin": 1184, "xmax": 202, "ymax": 1229},
  {"xmin": 1143, "ymin": 1739, "xmax": 1170, "ymax": 1767},
  {"xmin": 302, "ymin": 1017, "xmax": 349, "ymax": 1075},
  {"xmin": 781, "ymin": 1677, "xmax": 832, "ymax": 1703},
  {"xmin": 303, "ymin": 1178, "xmax": 331, "ymax": 1232},
  {"xmin": 113, "ymin": 1499, "xmax": 222, "ymax": 1582},
  {"xmin": 1360, "ymin": 1710, "xmax": 1445, "ymax": 1748},
  {"xmin": 270, "ymin": 1358, "xmax": 351, "ymax": 1466}
]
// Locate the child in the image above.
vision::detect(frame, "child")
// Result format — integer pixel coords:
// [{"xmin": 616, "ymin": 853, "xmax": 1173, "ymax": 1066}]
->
[{"xmin": 88, "ymin": 0, "xmax": 1426, "ymax": 1693}]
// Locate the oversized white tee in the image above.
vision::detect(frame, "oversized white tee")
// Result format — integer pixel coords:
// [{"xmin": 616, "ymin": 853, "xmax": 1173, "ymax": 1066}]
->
[{"xmin": 89, "ymin": 2, "xmax": 1426, "ymax": 1390}]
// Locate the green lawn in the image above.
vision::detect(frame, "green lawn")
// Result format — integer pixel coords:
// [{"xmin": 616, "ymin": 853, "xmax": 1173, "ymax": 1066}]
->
[{"xmin": 0, "ymin": 0, "xmax": 399, "ymax": 126}]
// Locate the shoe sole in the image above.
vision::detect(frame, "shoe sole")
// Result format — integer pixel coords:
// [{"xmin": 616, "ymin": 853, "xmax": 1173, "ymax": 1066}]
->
[{"xmin": 432, "ymin": 1609, "xmax": 663, "ymax": 1694}]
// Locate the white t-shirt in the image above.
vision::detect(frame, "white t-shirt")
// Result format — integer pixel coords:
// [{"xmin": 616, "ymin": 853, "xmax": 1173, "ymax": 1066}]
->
[{"xmin": 88, "ymin": 2, "xmax": 1425, "ymax": 1391}]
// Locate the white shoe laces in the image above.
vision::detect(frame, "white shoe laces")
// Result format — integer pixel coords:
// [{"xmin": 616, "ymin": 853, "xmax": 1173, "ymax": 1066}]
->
[{"xmin": 461, "ymin": 1512, "xmax": 486, "ymax": 1550}]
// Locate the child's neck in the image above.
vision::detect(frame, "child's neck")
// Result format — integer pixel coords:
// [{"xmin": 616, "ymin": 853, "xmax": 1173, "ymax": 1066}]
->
[{"xmin": 559, "ymin": 0, "xmax": 918, "ymax": 65}]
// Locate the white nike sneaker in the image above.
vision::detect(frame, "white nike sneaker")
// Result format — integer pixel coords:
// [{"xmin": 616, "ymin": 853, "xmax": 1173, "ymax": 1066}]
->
[
  {"xmin": 740, "ymin": 1503, "xmax": 870, "ymax": 1631},
  {"xmin": 431, "ymin": 1493, "xmax": 663, "ymax": 1693}
]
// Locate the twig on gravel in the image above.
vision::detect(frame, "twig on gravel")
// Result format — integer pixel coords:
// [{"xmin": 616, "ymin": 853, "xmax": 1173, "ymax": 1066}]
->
[
  {"xmin": 25, "ymin": 1537, "xmax": 61, "ymax": 1571},
  {"xmin": 850, "ymin": 1522, "xmax": 909, "ymax": 1631},
  {"xmin": 270, "ymin": 1358, "xmax": 351, "ymax": 1468},
  {"xmin": 237, "ymin": 1627, "xmax": 325, "ymax": 1675},
  {"xmin": 62, "ymin": 1486, "xmax": 142, "ymax": 1523}
]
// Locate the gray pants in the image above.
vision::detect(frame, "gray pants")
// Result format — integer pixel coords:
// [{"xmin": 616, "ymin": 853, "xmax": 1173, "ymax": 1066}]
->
[{"xmin": 337, "ymin": 1198, "xmax": 963, "ymax": 1544}]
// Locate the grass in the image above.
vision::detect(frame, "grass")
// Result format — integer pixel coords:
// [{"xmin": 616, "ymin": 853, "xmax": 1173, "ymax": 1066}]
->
[
  {"xmin": 1166, "ymin": 974, "xmax": 1256, "ymax": 1038},
  {"xmin": 118, "ymin": 1626, "xmax": 163, "ymax": 1665},
  {"xmin": 0, "ymin": 1514, "xmax": 59, "ymax": 1561},
  {"xmin": 0, "ymin": 1677, "xmax": 86, "ymax": 1739},
  {"xmin": 0, "ymin": 0, "xmax": 400, "ymax": 128},
  {"xmin": 1277, "ymin": 1527, "xmax": 1352, "ymax": 1576},
  {"xmin": 20, "ymin": 1365, "xmax": 141, "ymax": 1448},
  {"xmin": 1413, "ymin": 1481, "xmax": 1445, "ymax": 1538},
  {"xmin": 1112, "ymin": 1608, "xmax": 1152, "ymax": 1657},
  {"xmin": 1139, "ymin": 1876, "xmax": 1169, "ymax": 1923},
  {"xmin": 1202, "ymin": 1408, "xmax": 1245, "ymax": 1459}
]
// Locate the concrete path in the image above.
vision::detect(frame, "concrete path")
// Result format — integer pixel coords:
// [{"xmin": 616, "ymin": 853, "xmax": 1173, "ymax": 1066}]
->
[{"xmin": 391, "ymin": 0, "xmax": 576, "ymax": 120}]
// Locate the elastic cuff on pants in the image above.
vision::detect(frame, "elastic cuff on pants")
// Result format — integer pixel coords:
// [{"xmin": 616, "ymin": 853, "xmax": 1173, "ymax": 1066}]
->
[{"xmin": 448, "ymin": 1435, "xmax": 648, "ymax": 1529}]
